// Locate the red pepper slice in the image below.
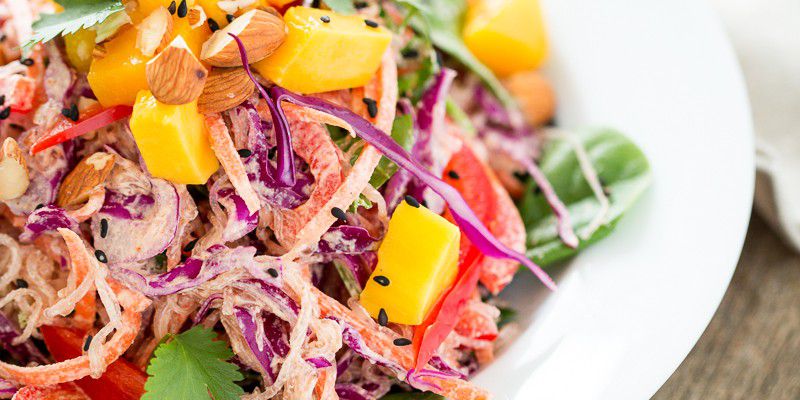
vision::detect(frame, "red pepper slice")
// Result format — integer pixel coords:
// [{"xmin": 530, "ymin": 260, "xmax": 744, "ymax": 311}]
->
[
  {"xmin": 40, "ymin": 325, "xmax": 147, "ymax": 400},
  {"xmin": 412, "ymin": 145, "xmax": 498, "ymax": 371},
  {"xmin": 13, "ymin": 382, "xmax": 88, "ymax": 400},
  {"xmin": 30, "ymin": 105, "xmax": 132, "ymax": 154}
]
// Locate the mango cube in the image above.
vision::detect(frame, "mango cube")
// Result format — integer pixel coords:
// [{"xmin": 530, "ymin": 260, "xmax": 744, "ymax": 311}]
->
[
  {"xmin": 463, "ymin": 0, "xmax": 549, "ymax": 76},
  {"xmin": 88, "ymin": 27, "xmax": 151, "ymax": 107},
  {"xmin": 254, "ymin": 7, "xmax": 392, "ymax": 94},
  {"xmin": 360, "ymin": 202, "xmax": 461, "ymax": 326},
  {"xmin": 129, "ymin": 90, "xmax": 219, "ymax": 184},
  {"xmin": 64, "ymin": 29, "xmax": 96, "ymax": 73}
]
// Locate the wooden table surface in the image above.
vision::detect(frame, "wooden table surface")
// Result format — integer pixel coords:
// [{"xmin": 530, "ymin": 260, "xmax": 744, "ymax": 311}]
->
[{"xmin": 653, "ymin": 215, "xmax": 800, "ymax": 399}]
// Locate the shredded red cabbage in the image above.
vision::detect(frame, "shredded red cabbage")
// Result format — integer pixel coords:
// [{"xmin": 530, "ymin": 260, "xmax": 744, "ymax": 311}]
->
[
  {"xmin": 0, "ymin": 312, "xmax": 46, "ymax": 365},
  {"xmin": 19, "ymin": 205, "xmax": 78, "ymax": 242},
  {"xmin": 234, "ymin": 307, "xmax": 290, "ymax": 385},
  {"xmin": 229, "ymin": 33, "xmax": 295, "ymax": 188},
  {"xmin": 211, "ymin": 184, "xmax": 258, "ymax": 242},
  {"xmin": 98, "ymin": 190, "xmax": 155, "ymax": 220},
  {"xmin": 269, "ymin": 87, "xmax": 556, "ymax": 290},
  {"xmin": 317, "ymin": 226, "xmax": 378, "ymax": 254}
]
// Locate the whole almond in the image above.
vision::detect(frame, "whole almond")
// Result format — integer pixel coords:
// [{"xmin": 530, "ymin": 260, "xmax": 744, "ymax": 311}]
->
[
  {"xmin": 146, "ymin": 36, "xmax": 208, "ymax": 105},
  {"xmin": 57, "ymin": 152, "xmax": 116, "ymax": 208},
  {"xmin": 197, "ymin": 67, "xmax": 255, "ymax": 114},
  {"xmin": 503, "ymin": 71, "xmax": 556, "ymax": 127},
  {"xmin": 200, "ymin": 9, "xmax": 286, "ymax": 67},
  {"xmin": 136, "ymin": 6, "xmax": 173, "ymax": 57},
  {"xmin": 0, "ymin": 138, "xmax": 29, "ymax": 201}
]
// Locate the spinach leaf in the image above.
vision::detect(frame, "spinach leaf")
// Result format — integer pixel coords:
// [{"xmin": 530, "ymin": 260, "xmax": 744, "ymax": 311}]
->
[
  {"xmin": 398, "ymin": 0, "xmax": 516, "ymax": 109},
  {"xmin": 518, "ymin": 129, "xmax": 651, "ymax": 266}
]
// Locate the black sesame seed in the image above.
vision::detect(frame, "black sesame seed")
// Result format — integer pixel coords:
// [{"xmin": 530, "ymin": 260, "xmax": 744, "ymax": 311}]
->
[
  {"xmin": 267, "ymin": 268, "xmax": 279, "ymax": 278},
  {"xmin": 9, "ymin": 123, "xmax": 24, "ymax": 131},
  {"xmin": 0, "ymin": 95, "xmax": 5, "ymax": 106},
  {"xmin": 512, "ymin": 170, "xmax": 530, "ymax": 182},
  {"xmin": 207, "ymin": 18, "xmax": 220, "ymax": 32},
  {"xmin": 447, "ymin": 170, "xmax": 460, "ymax": 180},
  {"xmin": 100, "ymin": 218, "xmax": 109, "ymax": 238},
  {"xmin": 378, "ymin": 308, "xmax": 388, "ymax": 326},
  {"xmin": 404, "ymin": 195, "xmax": 420, "ymax": 208},
  {"xmin": 320, "ymin": 15, "xmax": 330, "ymax": 23},
  {"xmin": 61, "ymin": 103, "xmax": 79, "ymax": 121},
  {"xmin": 0, "ymin": 107, "xmax": 10, "ymax": 120},
  {"xmin": 237, "ymin": 149, "xmax": 252, "ymax": 158},
  {"xmin": 373, "ymin": 275, "xmax": 390, "ymax": 286},
  {"xmin": 183, "ymin": 239, "xmax": 197, "ymax": 252},
  {"xmin": 393, "ymin": 338, "xmax": 412, "ymax": 346},
  {"xmin": 14, "ymin": 279, "xmax": 28, "ymax": 289},
  {"xmin": 400, "ymin": 48, "xmax": 419, "ymax": 59},
  {"xmin": 94, "ymin": 250, "xmax": 107, "ymax": 264},
  {"xmin": 331, "ymin": 207, "xmax": 347, "ymax": 221},
  {"xmin": 0, "ymin": 34, "xmax": 5, "ymax": 43},
  {"xmin": 362, "ymin": 98, "xmax": 378, "ymax": 118},
  {"xmin": 83, "ymin": 335, "xmax": 93, "ymax": 352},
  {"xmin": 354, "ymin": 1, "xmax": 368, "ymax": 9},
  {"xmin": 177, "ymin": 0, "xmax": 187, "ymax": 18},
  {"xmin": 34, "ymin": 203, "xmax": 44, "ymax": 210},
  {"xmin": 226, "ymin": 14, "xmax": 235, "ymax": 23},
  {"xmin": 364, "ymin": 19, "xmax": 378, "ymax": 28},
  {"xmin": 167, "ymin": 0, "xmax": 176, "ymax": 14},
  {"xmin": 20, "ymin": 58, "xmax": 34, "ymax": 66}
]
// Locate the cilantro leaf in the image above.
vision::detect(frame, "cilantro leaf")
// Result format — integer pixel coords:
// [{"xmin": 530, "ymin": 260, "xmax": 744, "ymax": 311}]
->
[
  {"xmin": 323, "ymin": 0, "xmax": 356, "ymax": 14},
  {"xmin": 24, "ymin": 0, "xmax": 125, "ymax": 50},
  {"xmin": 143, "ymin": 326, "xmax": 244, "ymax": 400},
  {"xmin": 369, "ymin": 113, "xmax": 415, "ymax": 188}
]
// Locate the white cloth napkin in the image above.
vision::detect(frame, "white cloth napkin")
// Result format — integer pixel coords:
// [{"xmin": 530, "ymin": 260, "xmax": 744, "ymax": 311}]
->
[{"xmin": 710, "ymin": 0, "xmax": 800, "ymax": 251}]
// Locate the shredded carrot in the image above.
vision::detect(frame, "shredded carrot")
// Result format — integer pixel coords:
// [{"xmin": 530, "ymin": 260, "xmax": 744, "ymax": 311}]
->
[
  {"xmin": 57, "ymin": 228, "xmax": 95, "ymax": 332},
  {"xmin": 206, "ymin": 113, "xmax": 261, "ymax": 214}
]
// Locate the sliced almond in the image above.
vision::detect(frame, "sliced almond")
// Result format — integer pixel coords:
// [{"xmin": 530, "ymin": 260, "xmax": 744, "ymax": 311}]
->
[
  {"xmin": 197, "ymin": 67, "xmax": 255, "ymax": 114},
  {"xmin": 146, "ymin": 36, "xmax": 209, "ymax": 105},
  {"xmin": 503, "ymin": 71, "xmax": 556, "ymax": 127},
  {"xmin": 187, "ymin": 5, "xmax": 207, "ymax": 29},
  {"xmin": 200, "ymin": 9, "xmax": 286, "ymax": 67},
  {"xmin": 56, "ymin": 152, "xmax": 116, "ymax": 208},
  {"xmin": 137, "ymin": 6, "xmax": 173, "ymax": 57},
  {"xmin": 0, "ymin": 138, "xmax": 29, "ymax": 201}
]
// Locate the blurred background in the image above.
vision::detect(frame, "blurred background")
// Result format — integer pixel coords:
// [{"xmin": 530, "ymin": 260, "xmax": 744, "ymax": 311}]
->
[{"xmin": 655, "ymin": 0, "xmax": 800, "ymax": 398}]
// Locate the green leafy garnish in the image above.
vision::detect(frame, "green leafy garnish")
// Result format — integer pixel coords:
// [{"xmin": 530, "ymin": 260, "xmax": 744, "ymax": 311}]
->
[
  {"xmin": 399, "ymin": 0, "xmax": 516, "ymax": 110},
  {"xmin": 323, "ymin": 0, "xmax": 357, "ymax": 14},
  {"xmin": 370, "ymin": 113, "xmax": 416, "ymax": 188},
  {"xmin": 519, "ymin": 129, "xmax": 652, "ymax": 266},
  {"xmin": 143, "ymin": 326, "xmax": 244, "ymax": 400},
  {"xmin": 24, "ymin": 0, "xmax": 125, "ymax": 51}
]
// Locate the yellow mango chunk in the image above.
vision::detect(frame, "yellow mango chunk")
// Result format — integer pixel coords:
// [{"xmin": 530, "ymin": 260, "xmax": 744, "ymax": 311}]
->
[
  {"xmin": 254, "ymin": 6, "xmax": 392, "ymax": 94},
  {"xmin": 173, "ymin": 17, "xmax": 212, "ymax": 57},
  {"xmin": 464, "ymin": 0, "xmax": 548, "ymax": 76},
  {"xmin": 360, "ymin": 202, "xmax": 461, "ymax": 326},
  {"xmin": 199, "ymin": 0, "xmax": 271, "ymax": 29},
  {"xmin": 88, "ymin": 27, "xmax": 150, "ymax": 107},
  {"xmin": 130, "ymin": 90, "xmax": 219, "ymax": 184},
  {"xmin": 64, "ymin": 29, "xmax": 96, "ymax": 73}
]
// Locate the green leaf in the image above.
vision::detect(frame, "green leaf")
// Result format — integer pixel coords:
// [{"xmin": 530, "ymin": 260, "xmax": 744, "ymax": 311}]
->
[
  {"xmin": 323, "ymin": 0, "xmax": 356, "ymax": 14},
  {"xmin": 333, "ymin": 259, "xmax": 363, "ymax": 297},
  {"xmin": 24, "ymin": 0, "xmax": 125, "ymax": 50},
  {"xmin": 519, "ymin": 129, "xmax": 652, "ymax": 266},
  {"xmin": 381, "ymin": 393, "xmax": 446, "ymax": 400},
  {"xmin": 445, "ymin": 98, "xmax": 476, "ymax": 137},
  {"xmin": 143, "ymin": 326, "xmax": 244, "ymax": 400},
  {"xmin": 369, "ymin": 113, "xmax": 416, "ymax": 188},
  {"xmin": 398, "ymin": 0, "xmax": 516, "ymax": 110}
]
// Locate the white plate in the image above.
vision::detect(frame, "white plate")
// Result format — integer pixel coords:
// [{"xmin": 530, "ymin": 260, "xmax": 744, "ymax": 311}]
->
[{"xmin": 472, "ymin": 0, "xmax": 754, "ymax": 399}]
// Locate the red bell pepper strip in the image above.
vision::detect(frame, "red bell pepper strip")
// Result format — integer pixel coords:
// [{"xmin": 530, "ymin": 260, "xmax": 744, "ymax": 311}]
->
[
  {"xmin": 13, "ymin": 382, "xmax": 88, "ymax": 400},
  {"xmin": 30, "ymin": 105, "xmax": 132, "ymax": 154},
  {"xmin": 413, "ymin": 145, "xmax": 499, "ymax": 371},
  {"xmin": 40, "ymin": 325, "xmax": 146, "ymax": 400}
]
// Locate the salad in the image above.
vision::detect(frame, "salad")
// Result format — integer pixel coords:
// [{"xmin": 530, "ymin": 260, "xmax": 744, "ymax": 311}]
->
[{"xmin": 0, "ymin": 0, "xmax": 651, "ymax": 399}]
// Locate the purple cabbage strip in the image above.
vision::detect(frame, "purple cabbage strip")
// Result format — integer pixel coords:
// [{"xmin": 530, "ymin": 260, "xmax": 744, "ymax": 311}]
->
[
  {"xmin": 192, "ymin": 293, "xmax": 222, "ymax": 325},
  {"xmin": 111, "ymin": 246, "xmax": 256, "ymax": 297},
  {"xmin": 269, "ymin": 86, "xmax": 556, "ymax": 290},
  {"xmin": 317, "ymin": 226, "xmax": 378, "ymax": 254},
  {"xmin": 335, "ymin": 384, "xmax": 372, "ymax": 400},
  {"xmin": 211, "ymin": 184, "xmax": 258, "ymax": 242},
  {"xmin": 239, "ymin": 279, "xmax": 300, "ymax": 316},
  {"xmin": 428, "ymin": 355, "xmax": 467, "ymax": 380},
  {"xmin": 0, "ymin": 312, "xmax": 46, "ymax": 364},
  {"xmin": 0, "ymin": 379, "xmax": 16, "ymax": 398},
  {"xmin": 229, "ymin": 33, "xmax": 295, "ymax": 187},
  {"xmin": 99, "ymin": 190, "xmax": 155, "ymax": 220},
  {"xmin": 331, "ymin": 318, "xmax": 405, "ymax": 376},
  {"xmin": 19, "ymin": 205, "xmax": 78, "ymax": 242},
  {"xmin": 235, "ymin": 307, "xmax": 281, "ymax": 384},
  {"xmin": 306, "ymin": 357, "xmax": 333, "ymax": 368}
]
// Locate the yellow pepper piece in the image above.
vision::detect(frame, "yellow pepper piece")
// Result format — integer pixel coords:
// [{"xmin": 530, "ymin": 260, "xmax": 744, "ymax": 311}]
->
[
  {"xmin": 254, "ymin": 6, "xmax": 392, "ymax": 94},
  {"xmin": 129, "ymin": 90, "xmax": 219, "ymax": 184},
  {"xmin": 64, "ymin": 29, "xmax": 96, "ymax": 73},
  {"xmin": 360, "ymin": 202, "xmax": 461, "ymax": 326},
  {"xmin": 87, "ymin": 27, "xmax": 151, "ymax": 107},
  {"xmin": 463, "ymin": 0, "xmax": 549, "ymax": 76}
]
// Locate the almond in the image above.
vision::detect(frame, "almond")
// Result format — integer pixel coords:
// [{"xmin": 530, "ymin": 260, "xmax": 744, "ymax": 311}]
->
[
  {"xmin": 503, "ymin": 71, "xmax": 556, "ymax": 127},
  {"xmin": 56, "ymin": 152, "xmax": 116, "ymax": 208},
  {"xmin": 187, "ymin": 5, "xmax": 207, "ymax": 29},
  {"xmin": 137, "ymin": 6, "xmax": 173, "ymax": 57},
  {"xmin": 197, "ymin": 67, "xmax": 255, "ymax": 114},
  {"xmin": 146, "ymin": 36, "xmax": 209, "ymax": 105},
  {"xmin": 0, "ymin": 138, "xmax": 29, "ymax": 201},
  {"xmin": 200, "ymin": 9, "xmax": 286, "ymax": 67}
]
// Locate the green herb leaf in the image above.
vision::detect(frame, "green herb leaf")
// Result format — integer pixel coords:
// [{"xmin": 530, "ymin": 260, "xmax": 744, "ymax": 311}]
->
[
  {"xmin": 143, "ymin": 326, "xmax": 244, "ymax": 400},
  {"xmin": 323, "ymin": 0, "xmax": 356, "ymax": 14},
  {"xmin": 381, "ymin": 393, "xmax": 446, "ymax": 400},
  {"xmin": 519, "ymin": 129, "xmax": 652, "ymax": 266},
  {"xmin": 24, "ymin": 0, "xmax": 125, "ymax": 50},
  {"xmin": 370, "ymin": 113, "xmax": 416, "ymax": 188},
  {"xmin": 399, "ymin": 0, "xmax": 516, "ymax": 110}
]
